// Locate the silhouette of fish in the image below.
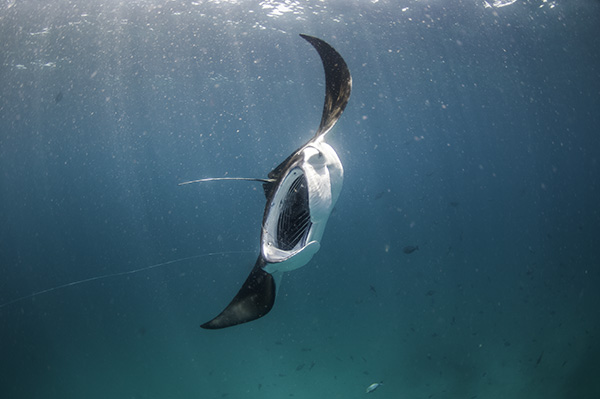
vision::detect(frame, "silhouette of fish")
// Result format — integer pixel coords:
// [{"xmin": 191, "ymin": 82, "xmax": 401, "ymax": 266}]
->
[
  {"xmin": 366, "ymin": 382, "xmax": 383, "ymax": 393},
  {"xmin": 403, "ymin": 245, "xmax": 419, "ymax": 254},
  {"xmin": 369, "ymin": 285, "xmax": 377, "ymax": 296}
]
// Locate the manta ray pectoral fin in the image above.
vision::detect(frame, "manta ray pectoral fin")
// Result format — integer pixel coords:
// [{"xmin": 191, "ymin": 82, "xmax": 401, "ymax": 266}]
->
[
  {"xmin": 266, "ymin": 36, "xmax": 351, "ymax": 183},
  {"xmin": 179, "ymin": 177, "xmax": 275, "ymax": 186},
  {"xmin": 299, "ymin": 34, "xmax": 352, "ymax": 138},
  {"xmin": 201, "ymin": 256, "xmax": 276, "ymax": 329}
]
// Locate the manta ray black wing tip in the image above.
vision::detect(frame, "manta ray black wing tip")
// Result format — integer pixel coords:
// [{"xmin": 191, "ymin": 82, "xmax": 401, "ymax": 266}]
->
[
  {"xmin": 299, "ymin": 34, "xmax": 352, "ymax": 137},
  {"xmin": 201, "ymin": 256, "xmax": 276, "ymax": 329}
]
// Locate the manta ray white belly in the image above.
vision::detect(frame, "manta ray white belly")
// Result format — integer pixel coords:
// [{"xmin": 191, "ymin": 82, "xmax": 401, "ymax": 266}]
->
[{"xmin": 263, "ymin": 141, "xmax": 343, "ymax": 273}]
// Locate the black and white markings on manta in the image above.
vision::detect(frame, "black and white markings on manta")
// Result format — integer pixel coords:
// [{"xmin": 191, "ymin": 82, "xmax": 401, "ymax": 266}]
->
[{"xmin": 184, "ymin": 34, "xmax": 352, "ymax": 329}]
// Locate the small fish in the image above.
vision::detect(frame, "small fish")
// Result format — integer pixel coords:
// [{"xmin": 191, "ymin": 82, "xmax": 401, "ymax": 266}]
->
[
  {"xmin": 366, "ymin": 381, "xmax": 383, "ymax": 393},
  {"xmin": 403, "ymin": 245, "xmax": 419, "ymax": 254},
  {"xmin": 535, "ymin": 351, "xmax": 544, "ymax": 366}
]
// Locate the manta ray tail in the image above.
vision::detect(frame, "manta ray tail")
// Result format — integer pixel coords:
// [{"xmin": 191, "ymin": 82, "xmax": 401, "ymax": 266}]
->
[
  {"xmin": 201, "ymin": 256, "xmax": 276, "ymax": 329},
  {"xmin": 179, "ymin": 177, "xmax": 274, "ymax": 186}
]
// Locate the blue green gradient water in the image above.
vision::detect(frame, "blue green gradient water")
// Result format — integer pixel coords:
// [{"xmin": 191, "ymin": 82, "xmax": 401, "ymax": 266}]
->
[{"xmin": 1, "ymin": 1, "xmax": 599, "ymax": 398}]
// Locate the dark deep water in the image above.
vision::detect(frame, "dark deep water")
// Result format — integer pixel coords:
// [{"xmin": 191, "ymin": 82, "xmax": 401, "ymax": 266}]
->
[{"xmin": 1, "ymin": 1, "xmax": 599, "ymax": 398}]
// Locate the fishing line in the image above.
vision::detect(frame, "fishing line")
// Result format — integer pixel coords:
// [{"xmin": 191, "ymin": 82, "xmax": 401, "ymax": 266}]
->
[{"xmin": 0, "ymin": 250, "xmax": 254, "ymax": 309}]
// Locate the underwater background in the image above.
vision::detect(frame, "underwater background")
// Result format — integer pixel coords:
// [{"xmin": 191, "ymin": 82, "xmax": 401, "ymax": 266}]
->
[{"xmin": 1, "ymin": 0, "xmax": 599, "ymax": 398}]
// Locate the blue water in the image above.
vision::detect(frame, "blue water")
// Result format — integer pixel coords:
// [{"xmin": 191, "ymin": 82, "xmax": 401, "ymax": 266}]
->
[{"xmin": 1, "ymin": 1, "xmax": 599, "ymax": 398}]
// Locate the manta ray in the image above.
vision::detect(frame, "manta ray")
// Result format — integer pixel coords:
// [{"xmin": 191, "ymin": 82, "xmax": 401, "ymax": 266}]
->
[{"xmin": 182, "ymin": 34, "xmax": 352, "ymax": 329}]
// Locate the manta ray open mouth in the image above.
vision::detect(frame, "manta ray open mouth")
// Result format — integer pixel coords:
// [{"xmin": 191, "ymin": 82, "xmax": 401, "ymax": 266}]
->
[{"xmin": 277, "ymin": 172, "xmax": 312, "ymax": 251}]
